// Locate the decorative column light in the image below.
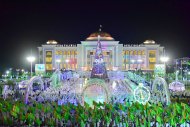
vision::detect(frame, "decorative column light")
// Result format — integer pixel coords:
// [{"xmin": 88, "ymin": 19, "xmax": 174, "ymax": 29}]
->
[
  {"xmin": 65, "ymin": 59, "xmax": 69, "ymax": 69},
  {"xmin": 27, "ymin": 56, "xmax": 35, "ymax": 78},
  {"xmin": 56, "ymin": 59, "xmax": 61, "ymax": 70}
]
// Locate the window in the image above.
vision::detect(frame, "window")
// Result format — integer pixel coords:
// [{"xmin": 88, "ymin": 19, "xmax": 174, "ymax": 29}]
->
[
  {"xmin": 46, "ymin": 51, "xmax": 52, "ymax": 56},
  {"xmin": 46, "ymin": 64, "xmax": 52, "ymax": 70},
  {"xmin": 67, "ymin": 51, "xmax": 70, "ymax": 55},
  {"xmin": 56, "ymin": 50, "xmax": 62, "ymax": 55},
  {"xmin": 130, "ymin": 51, "xmax": 133, "ymax": 55},
  {"xmin": 149, "ymin": 50, "xmax": 156, "ymax": 69},
  {"xmin": 138, "ymin": 51, "xmax": 141, "ymax": 55},
  {"xmin": 142, "ymin": 50, "xmax": 145, "ymax": 55},
  {"xmin": 134, "ymin": 51, "xmax": 137, "ymax": 55},
  {"xmin": 126, "ymin": 50, "xmax": 129, "ymax": 55}
]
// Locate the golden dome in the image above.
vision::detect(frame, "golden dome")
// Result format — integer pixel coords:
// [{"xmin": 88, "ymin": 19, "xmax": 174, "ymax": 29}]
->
[
  {"xmin": 143, "ymin": 40, "xmax": 155, "ymax": 44},
  {"xmin": 46, "ymin": 40, "xmax": 58, "ymax": 45},
  {"xmin": 86, "ymin": 31, "xmax": 114, "ymax": 41}
]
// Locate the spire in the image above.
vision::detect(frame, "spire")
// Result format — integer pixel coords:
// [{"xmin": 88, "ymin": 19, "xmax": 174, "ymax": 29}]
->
[{"xmin": 99, "ymin": 25, "xmax": 102, "ymax": 32}]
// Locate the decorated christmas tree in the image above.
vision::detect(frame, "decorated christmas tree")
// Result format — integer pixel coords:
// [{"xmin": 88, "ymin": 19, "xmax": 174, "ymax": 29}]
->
[{"xmin": 91, "ymin": 35, "xmax": 108, "ymax": 79}]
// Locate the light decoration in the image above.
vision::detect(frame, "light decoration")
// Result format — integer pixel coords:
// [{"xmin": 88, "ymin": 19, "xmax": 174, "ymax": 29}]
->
[
  {"xmin": 65, "ymin": 59, "xmax": 69, "ymax": 63},
  {"xmin": 134, "ymin": 83, "xmax": 150, "ymax": 105},
  {"xmin": 131, "ymin": 59, "xmax": 135, "ymax": 63},
  {"xmin": 125, "ymin": 71, "xmax": 149, "ymax": 86},
  {"xmin": 137, "ymin": 59, "xmax": 143, "ymax": 63},
  {"xmin": 46, "ymin": 40, "xmax": 57, "ymax": 44},
  {"xmin": 169, "ymin": 81, "xmax": 185, "ymax": 92},
  {"xmin": 91, "ymin": 35, "xmax": 108, "ymax": 79},
  {"xmin": 112, "ymin": 67, "xmax": 118, "ymax": 71},
  {"xmin": 50, "ymin": 70, "xmax": 62, "ymax": 88},
  {"xmin": 143, "ymin": 40, "xmax": 155, "ymax": 44},
  {"xmin": 152, "ymin": 77, "xmax": 171, "ymax": 105},
  {"xmin": 56, "ymin": 59, "xmax": 61, "ymax": 69},
  {"xmin": 27, "ymin": 56, "xmax": 35, "ymax": 77},
  {"xmin": 160, "ymin": 56, "xmax": 169, "ymax": 63},
  {"xmin": 111, "ymin": 79, "xmax": 134, "ymax": 104},
  {"xmin": 82, "ymin": 78, "xmax": 108, "ymax": 107},
  {"xmin": 56, "ymin": 59, "xmax": 61, "ymax": 63},
  {"xmin": 6, "ymin": 70, "xmax": 9, "ymax": 74},
  {"xmin": 27, "ymin": 56, "xmax": 35, "ymax": 63},
  {"xmin": 112, "ymin": 81, "xmax": 117, "ymax": 89}
]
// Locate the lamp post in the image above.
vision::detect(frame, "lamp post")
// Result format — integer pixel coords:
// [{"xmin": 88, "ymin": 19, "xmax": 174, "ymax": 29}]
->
[
  {"xmin": 160, "ymin": 56, "xmax": 169, "ymax": 78},
  {"xmin": 27, "ymin": 56, "xmax": 35, "ymax": 78},
  {"xmin": 56, "ymin": 59, "xmax": 61, "ymax": 70}
]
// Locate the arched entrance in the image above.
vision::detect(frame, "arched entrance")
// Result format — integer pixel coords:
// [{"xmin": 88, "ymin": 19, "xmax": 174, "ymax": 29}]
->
[{"xmin": 25, "ymin": 76, "xmax": 44, "ymax": 104}]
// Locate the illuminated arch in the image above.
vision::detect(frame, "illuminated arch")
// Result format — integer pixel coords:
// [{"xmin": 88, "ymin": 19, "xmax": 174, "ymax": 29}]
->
[
  {"xmin": 111, "ymin": 79, "xmax": 134, "ymax": 95},
  {"xmin": 152, "ymin": 77, "xmax": 171, "ymax": 105},
  {"xmin": 25, "ymin": 76, "xmax": 44, "ymax": 104},
  {"xmin": 110, "ymin": 79, "xmax": 134, "ymax": 104},
  {"xmin": 81, "ymin": 78, "xmax": 109, "ymax": 105}
]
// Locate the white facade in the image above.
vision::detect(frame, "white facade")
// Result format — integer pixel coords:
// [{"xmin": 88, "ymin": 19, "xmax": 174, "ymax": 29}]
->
[{"xmin": 38, "ymin": 32, "xmax": 164, "ymax": 71}]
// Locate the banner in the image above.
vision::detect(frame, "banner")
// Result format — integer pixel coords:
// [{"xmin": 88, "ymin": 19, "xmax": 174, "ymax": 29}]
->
[{"xmin": 35, "ymin": 64, "xmax": 45, "ymax": 75}]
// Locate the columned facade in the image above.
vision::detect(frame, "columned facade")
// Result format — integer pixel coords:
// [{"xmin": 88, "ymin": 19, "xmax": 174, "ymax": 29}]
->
[
  {"xmin": 77, "ymin": 41, "xmax": 123, "ymax": 71},
  {"xmin": 38, "ymin": 32, "xmax": 164, "ymax": 71}
]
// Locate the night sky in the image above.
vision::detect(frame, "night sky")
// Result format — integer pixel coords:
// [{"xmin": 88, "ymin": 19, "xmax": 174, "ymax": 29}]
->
[{"xmin": 0, "ymin": 0, "xmax": 190, "ymax": 72}]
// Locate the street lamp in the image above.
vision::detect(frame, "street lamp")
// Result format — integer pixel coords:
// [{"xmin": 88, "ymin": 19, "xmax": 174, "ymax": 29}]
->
[
  {"xmin": 160, "ymin": 56, "xmax": 169, "ymax": 64},
  {"xmin": 160, "ymin": 56, "xmax": 169, "ymax": 78},
  {"xmin": 27, "ymin": 56, "xmax": 35, "ymax": 77},
  {"xmin": 160, "ymin": 56, "xmax": 169, "ymax": 70},
  {"xmin": 56, "ymin": 59, "xmax": 61, "ymax": 70}
]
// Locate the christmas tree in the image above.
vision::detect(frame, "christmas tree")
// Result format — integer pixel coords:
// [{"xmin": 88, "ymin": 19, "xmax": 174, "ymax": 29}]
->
[{"xmin": 91, "ymin": 35, "xmax": 108, "ymax": 79}]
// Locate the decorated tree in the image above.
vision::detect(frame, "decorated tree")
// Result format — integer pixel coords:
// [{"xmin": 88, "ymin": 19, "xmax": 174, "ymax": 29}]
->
[{"xmin": 91, "ymin": 35, "xmax": 108, "ymax": 79}]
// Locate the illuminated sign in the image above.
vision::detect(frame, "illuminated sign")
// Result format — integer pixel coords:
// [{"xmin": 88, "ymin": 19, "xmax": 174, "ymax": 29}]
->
[{"xmin": 35, "ymin": 64, "xmax": 45, "ymax": 74}]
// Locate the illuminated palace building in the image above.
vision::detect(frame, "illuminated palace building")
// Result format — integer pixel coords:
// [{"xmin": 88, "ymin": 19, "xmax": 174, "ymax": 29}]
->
[{"xmin": 38, "ymin": 31, "xmax": 164, "ymax": 71}]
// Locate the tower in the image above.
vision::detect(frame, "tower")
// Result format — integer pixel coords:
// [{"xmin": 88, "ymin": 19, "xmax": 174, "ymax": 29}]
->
[{"xmin": 91, "ymin": 34, "xmax": 108, "ymax": 79}]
